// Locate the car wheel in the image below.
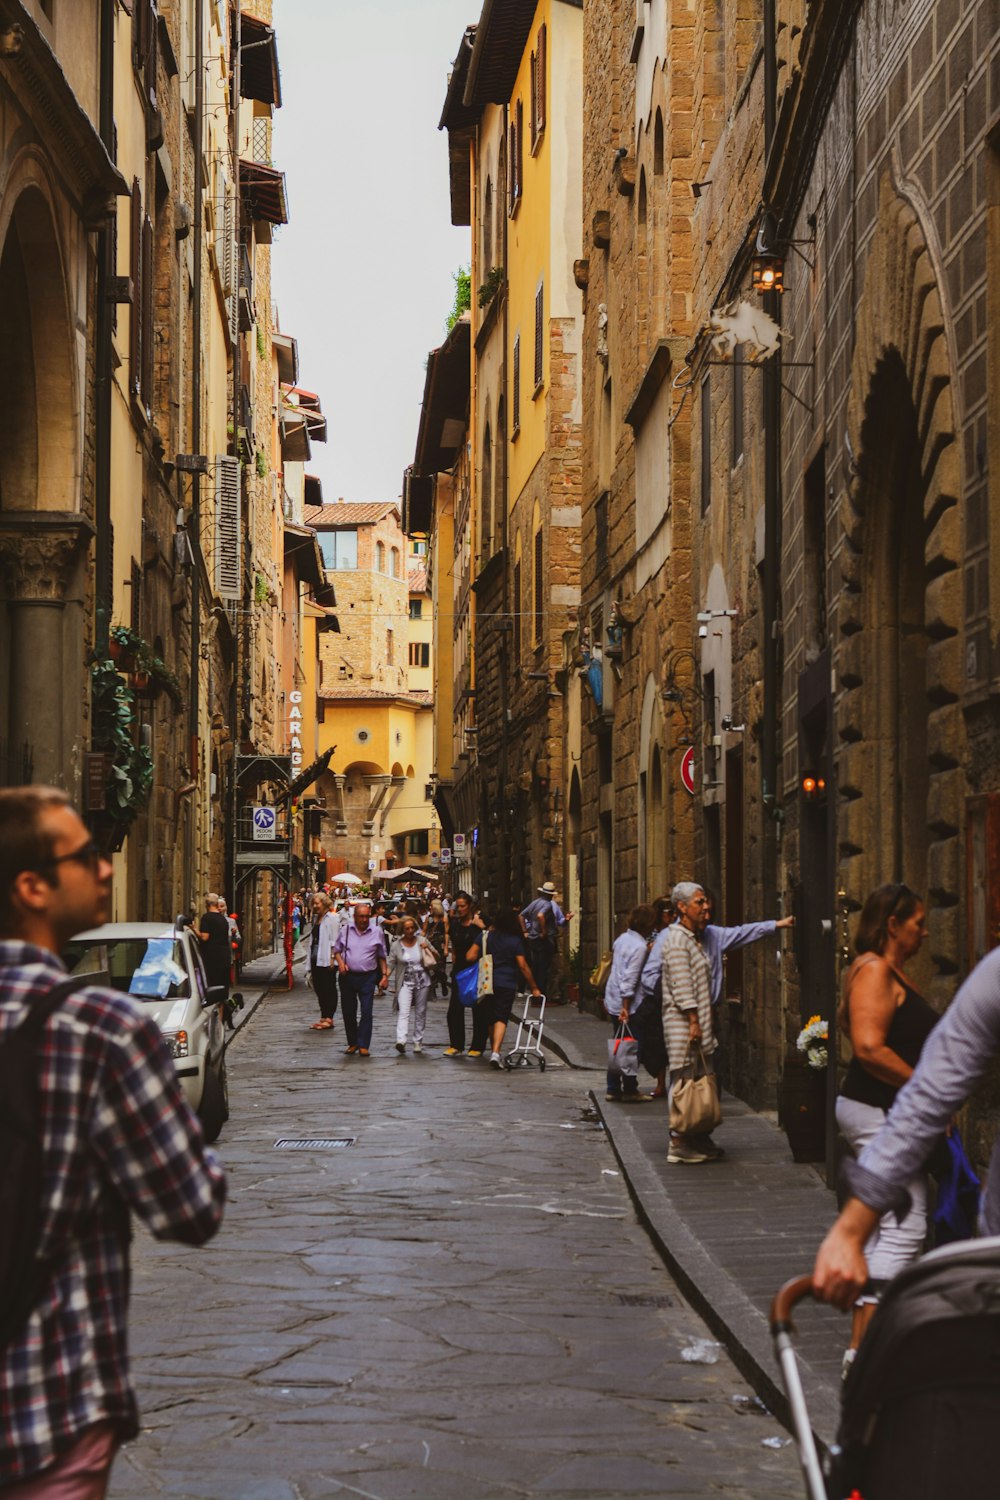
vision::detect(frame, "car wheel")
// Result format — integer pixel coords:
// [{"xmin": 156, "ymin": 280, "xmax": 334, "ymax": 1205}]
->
[{"xmin": 199, "ymin": 1060, "xmax": 227, "ymax": 1143}]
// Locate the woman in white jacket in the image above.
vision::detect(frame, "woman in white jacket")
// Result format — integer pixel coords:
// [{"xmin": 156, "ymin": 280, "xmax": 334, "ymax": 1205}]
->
[
  {"xmin": 603, "ymin": 905, "xmax": 657, "ymax": 1102},
  {"xmin": 387, "ymin": 917, "xmax": 438, "ymax": 1055}
]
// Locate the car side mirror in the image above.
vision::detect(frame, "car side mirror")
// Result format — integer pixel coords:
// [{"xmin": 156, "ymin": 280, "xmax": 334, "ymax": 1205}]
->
[{"xmin": 205, "ymin": 985, "xmax": 228, "ymax": 1008}]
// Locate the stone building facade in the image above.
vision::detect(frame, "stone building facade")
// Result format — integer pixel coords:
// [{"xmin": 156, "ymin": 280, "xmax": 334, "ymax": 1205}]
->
[
  {"xmin": 425, "ymin": 0, "xmax": 585, "ymax": 928},
  {"xmin": 671, "ymin": 0, "xmax": 1000, "ymax": 1151}
]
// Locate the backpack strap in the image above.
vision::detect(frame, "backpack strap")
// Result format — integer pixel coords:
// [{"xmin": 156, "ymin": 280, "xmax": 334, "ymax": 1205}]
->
[{"xmin": 15, "ymin": 976, "xmax": 89, "ymax": 1044}]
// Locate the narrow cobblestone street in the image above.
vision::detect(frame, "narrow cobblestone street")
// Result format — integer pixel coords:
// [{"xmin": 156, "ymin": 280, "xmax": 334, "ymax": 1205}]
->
[{"xmin": 113, "ymin": 982, "xmax": 801, "ymax": 1499}]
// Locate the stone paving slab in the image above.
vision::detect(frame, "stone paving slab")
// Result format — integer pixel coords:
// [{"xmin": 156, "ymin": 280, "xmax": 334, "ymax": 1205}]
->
[
  {"xmin": 540, "ymin": 1005, "xmax": 844, "ymax": 1446},
  {"xmin": 113, "ymin": 967, "xmax": 804, "ymax": 1499}
]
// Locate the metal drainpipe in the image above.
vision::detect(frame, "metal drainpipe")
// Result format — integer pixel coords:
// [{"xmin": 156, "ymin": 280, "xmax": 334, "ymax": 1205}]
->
[
  {"xmin": 188, "ymin": 0, "xmax": 205, "ymax": 908},
  {"xmin": 226, "ymin": 0, "xmax": 241, "ymax": 911},
  {"xmin": 761, "ymin": 0, "xmax": 781, "ymax": 836},
  {"xmin": 93, "ymin": 0, "xmax": 115, "ymax": 656},
  {"xmin": 499, "ymin": 101, "xmax": 511, "ymax": 906}
]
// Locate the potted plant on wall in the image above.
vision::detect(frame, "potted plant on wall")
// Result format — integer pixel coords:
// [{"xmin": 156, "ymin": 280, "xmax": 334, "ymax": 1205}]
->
[
  {"xmin": 566, "ymin": 946, "xmax": 582, "ymax": 1007},
  {"xmin": 90, "ymin": 659, "xmax": 154, "ymax": 853},
  {"xmin": 108, "ymin": 624, "xmax": 144, "ymax": 671}
]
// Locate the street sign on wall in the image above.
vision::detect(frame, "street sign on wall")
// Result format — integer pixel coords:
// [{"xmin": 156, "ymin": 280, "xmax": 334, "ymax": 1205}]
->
[
  {"xmin": 680, "ymin": 747, "xmax": 696, "ymax": 796},
  {"xmin": 439, "ymin": 848, "xmax": 452, "ymax": 865},
  {"xmin": 252, "ymin": 805, "xmax": 276, "ymax": 840}
]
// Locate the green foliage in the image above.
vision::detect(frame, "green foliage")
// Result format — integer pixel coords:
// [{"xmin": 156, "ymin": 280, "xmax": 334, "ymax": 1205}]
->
[
  {"xmin": 477, "ymin": 265, "xmax": 503, "ymax": 309},
  {"xmin": 256, "ymin": 323, "xmax": 266, "ymax": 359},
  {"xmin": 256, "ymin": 448, "xmax": 268, "ymax": 478},
  {"xmin": 90, "ymin": 661, "xmax": 154, "ymax": 823},
  {"xmin": 254, "ymin": 571, "xmax": 269, "ymax": 604},
  {"xmin": 446, "ymin": 265, "xmax": 472, "ymax": 332},
  {"xmin": 568, "ymin": 946, "xmax": 582, "ymax": 982}
]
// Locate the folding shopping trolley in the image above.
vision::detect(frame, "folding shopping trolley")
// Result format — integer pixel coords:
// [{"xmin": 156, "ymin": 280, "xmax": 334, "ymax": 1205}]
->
[
  {"xmin": 504, "ymin": 991, "xmax": 547, "ymax": 1071},
  {"xmin": 771, "ymin": 1237, "xmax": 1000, "ymax": 1499}
]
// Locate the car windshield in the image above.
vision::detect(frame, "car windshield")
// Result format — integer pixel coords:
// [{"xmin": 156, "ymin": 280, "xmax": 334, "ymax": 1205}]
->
[{"xmin": 63, "ymin": 937, "xmax": 190, "ymax": 1000}]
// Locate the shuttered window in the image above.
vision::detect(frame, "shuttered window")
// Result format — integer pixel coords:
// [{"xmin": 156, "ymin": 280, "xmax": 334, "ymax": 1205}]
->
[
  {"xmin": 129, "ymin": 179, "xmax": 142, "ymax": 400},
  {"xmin": 533, "ymin": 528, "xmax": 543, "ymax": 643},
  {"xmin": 133, "ymin": 0, "xmax": 158, "ymax": 110},
  {"xmin": 512, "ymin": 335, "xmax": 521, "ymax": 436},
  {"xmin": 140, "ymin": 213, "xmax": 154, "ymax": 413},
  {"xmin": 533, "ymin": 280, "xmax": 544, "ymax": 391},
  {"xmin": 508, "ymin": 99, "xmax": 523, "ymax": 215},
  {"xmin": 530, "ymin": 25, "xmax": 546, "ymax": 152},
  {"xmin": 214, "ymin": 456, "xmax": 242, "ymax": 599}
]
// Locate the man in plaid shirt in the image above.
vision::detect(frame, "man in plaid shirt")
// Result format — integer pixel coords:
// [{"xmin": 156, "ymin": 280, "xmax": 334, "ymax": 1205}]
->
[{"xmin": 0, "ymin": 787, "xmax": 226, "ymax": 1497}]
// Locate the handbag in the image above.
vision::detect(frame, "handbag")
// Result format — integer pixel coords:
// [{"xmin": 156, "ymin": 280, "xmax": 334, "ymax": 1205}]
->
[
  {"xmin": 607, "ymin": 1022, "xmax": 639, "ymax": 1079},
  {"xmin": 669, "ymin": 1042, "xmax": 721, "ymax": 1135},
  {"xmin": 590, "ymin": 951, "xmax": 613, "ymax": 993},
  {"xmin": 420, "ymin": 939, "xmax": 439, "ymax": 971},
  {"xmin": 455, "ymin": 962, "xmax": 479, "ymax": 1007},
  {"xmin": 476, "ymin": 932, "xmax": 494, "ymax": 1000}
]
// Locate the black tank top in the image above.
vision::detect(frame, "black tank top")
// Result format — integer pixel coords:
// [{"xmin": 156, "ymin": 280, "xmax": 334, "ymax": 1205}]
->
[{"xmin": 841, "ymin": 965, "xmax": 938, "ymax": 1112}]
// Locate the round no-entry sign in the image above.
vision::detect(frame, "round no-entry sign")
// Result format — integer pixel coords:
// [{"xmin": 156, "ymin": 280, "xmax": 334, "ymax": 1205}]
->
[{"xmin": 680, "ymin": 746, "xmax": 696, "ymax": 796}]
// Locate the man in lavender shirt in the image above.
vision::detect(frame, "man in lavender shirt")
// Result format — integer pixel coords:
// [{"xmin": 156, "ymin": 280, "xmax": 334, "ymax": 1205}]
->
[{"xmin": 335, "ymin": 903, "xmax": 389, "ymax": 1056}]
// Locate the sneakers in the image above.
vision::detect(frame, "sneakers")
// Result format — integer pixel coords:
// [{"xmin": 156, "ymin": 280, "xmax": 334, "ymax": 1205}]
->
[
  {"xmin": 667, "ymin": 1140, "xmax": 711, "ymax": 1165},
  {"xmin": 443, "ymin": 1047, "xmax": 463, "ymax": 1057},
  {"xmin": 395, "ymin": 1041, "xmax": 406, "ymax": 1055},
  {"xmin": 490, "ymin": 1052, "xmax": 503, "ymax": 1068},
  {"xmin": 692, "ymin": 1134, "xmax": 725, "ymax": 1160},
  {"xmin": 619, "ymin": 1092, "xmax": 653, "ymax": 1104},
  {"xmin": 467, "ymin": 1049, "xmax": 483, "ymax": 1059},
  {"xmin": 605, "ymin": 1091, "xmax": 621, "ymax": 1102},
  {"xmin": 413, "ymin": 1042, "xmax": 423, "ymax": 1054}
]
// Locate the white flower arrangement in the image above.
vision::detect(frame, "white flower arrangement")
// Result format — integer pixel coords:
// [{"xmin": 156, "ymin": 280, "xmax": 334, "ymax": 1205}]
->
[{"xmin": 796, "ymin": 1014, "xmax": 829, "ymax": 1071}]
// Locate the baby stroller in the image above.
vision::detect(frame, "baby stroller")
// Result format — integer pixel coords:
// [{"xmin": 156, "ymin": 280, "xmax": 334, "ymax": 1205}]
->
[{"xmin": 771, "ymin": 1237, "xmax": 1000, "ymax": 1499}]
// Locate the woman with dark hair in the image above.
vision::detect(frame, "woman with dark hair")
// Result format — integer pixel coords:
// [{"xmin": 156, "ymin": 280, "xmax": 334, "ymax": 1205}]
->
[
  {"xmin": 836, "ymin": 881, "xmax": 937, "ymax": 1372},
  {"xmin": 481, "ymin": 906, "xmax": 542, "ymax": 1067}
]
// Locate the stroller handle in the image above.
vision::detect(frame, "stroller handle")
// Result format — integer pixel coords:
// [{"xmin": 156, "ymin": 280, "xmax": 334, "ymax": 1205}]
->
[{"xmin": 770, "ymin": 1275, "xmax": 817, "ymax": 1334}]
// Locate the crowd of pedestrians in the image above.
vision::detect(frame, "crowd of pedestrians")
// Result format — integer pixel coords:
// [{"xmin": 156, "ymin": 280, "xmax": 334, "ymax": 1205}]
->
[{"xmin": 299, "ymin": 881, "xmax": 565, "ymax": 1068}]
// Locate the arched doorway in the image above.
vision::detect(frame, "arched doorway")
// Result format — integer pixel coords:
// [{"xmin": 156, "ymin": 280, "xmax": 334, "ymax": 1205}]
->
[
  {"xmin": 837, "ymin": 174, "xmax": 964, "ymax": 994},
  {"xmin": 0, "ymin": 178, "xmax": 84, "ymax": 789}
]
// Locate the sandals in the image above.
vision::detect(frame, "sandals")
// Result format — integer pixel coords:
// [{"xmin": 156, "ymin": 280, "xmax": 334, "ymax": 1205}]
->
[{"xmin": 310, "ymin": 1019, "xmax": 334, "ymax": 1030}]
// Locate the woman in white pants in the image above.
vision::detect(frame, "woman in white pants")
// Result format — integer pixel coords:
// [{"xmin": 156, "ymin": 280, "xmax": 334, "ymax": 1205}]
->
[
  {"xmin": 835, "ymin": 882, "xmax": 937, "ymax": 1373},
  {"xmin": 387, "ymin": 917, "xmax": 436, "ymax": 1054}
]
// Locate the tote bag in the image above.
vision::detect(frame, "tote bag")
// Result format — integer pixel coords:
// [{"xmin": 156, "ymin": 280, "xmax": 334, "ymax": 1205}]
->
[
  {"xmin": 455, "ymin": 962, "xmax": 480, "ymax": 1006},
  {"xmin": 669, "ymin": 1042, "xmax": 721, "ymax": 1135},
  {"xmin": 607, "ymin": 1022, "xmax": 639, "ymax": 1080},
  {"xmin": 476, "ymin": 933, "xmax": 494, "ymax": 1000}
]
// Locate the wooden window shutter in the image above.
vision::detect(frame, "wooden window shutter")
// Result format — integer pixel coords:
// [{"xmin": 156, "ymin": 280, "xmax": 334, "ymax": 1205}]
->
[
  {"xmin": 537, "ymin": 25, "xmax": 546, "ymax": 135},
  {"xmin": 508, "ymin": 119, "xmax": 517, "ymax": 215},
  {"xmin": 214, "ymin": 455, "xmax": 242, "ymax": 599},
  {"xmin": 533, "ymin": 528, "xmax": 543, "ymax": 642},
  {"xmin": 129, "ymin": 179, "xmax": 142, "ymax": 398},
  {"xmin": 512, "ymin": 334, "xmax": 521, "ymax": 432},
  {"xmin": 515, "ymin": 98, "xmax": 523, "ymax": 204},
  {"xmin": 140, "ymin": 213, "xmax": 154, "ymax": 412},
  {"xmin": 534, "ymin": 281, "xmax": 544, "ymax": 389},
  {"xmin": 529, "ymin": 51, "xmax": 538, "ymax": 148}
]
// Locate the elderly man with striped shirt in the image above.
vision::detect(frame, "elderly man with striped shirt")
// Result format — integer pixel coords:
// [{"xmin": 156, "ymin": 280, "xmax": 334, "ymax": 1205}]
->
[{"xmin": 661, "ymin": 882, "xmax": 722, "ymax": 1165}]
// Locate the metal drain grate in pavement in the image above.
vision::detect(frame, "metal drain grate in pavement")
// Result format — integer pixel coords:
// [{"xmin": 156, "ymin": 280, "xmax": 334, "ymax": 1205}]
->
[
  {"xmin": 617, "ymin": 1293, "xmax": 673, "ymax": 1308},
  {"xmin": 273, "ymin": 1137, "xmax": 356, "ymax": 1150}
]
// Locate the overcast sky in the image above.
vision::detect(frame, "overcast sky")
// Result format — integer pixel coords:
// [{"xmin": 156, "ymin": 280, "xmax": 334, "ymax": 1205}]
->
[{"xmin": 271, "ymin": 0, "xmax": 472, "ymax": 508}]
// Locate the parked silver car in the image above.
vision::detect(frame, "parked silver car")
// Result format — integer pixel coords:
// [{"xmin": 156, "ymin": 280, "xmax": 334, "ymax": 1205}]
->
[{"xmin": 63, "ymin": 923, "xmax": 230, "ymax": 1142}]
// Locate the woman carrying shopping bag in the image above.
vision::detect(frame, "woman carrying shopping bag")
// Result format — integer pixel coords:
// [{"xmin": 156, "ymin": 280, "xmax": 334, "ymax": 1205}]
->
[
  {"xmin": 603, "ymin": 905, "xmax": 658, "ymax": 1103},
  {"xmin": 387, "ymin": 916, "xmax": 438, "ymax": 1055}
]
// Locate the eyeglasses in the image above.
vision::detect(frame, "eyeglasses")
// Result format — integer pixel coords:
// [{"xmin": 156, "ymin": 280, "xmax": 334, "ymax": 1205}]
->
[{"xmin": 41, "ymin": 838, "xmax": 104, "ymax": 872}]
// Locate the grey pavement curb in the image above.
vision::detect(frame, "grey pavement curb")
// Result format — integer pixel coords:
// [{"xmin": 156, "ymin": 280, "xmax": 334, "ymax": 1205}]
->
[
  {"xmin": 590, "ymin": 1087, "xmax": 839, "ymax": 1453},
  {"xmin": 541, "ymin": 1010, "xmax": 604, "ymax": 1071}
]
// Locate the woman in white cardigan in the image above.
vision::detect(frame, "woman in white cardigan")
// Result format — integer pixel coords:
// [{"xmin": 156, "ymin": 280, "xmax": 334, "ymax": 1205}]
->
[{"xmin": 387, "ymin": 916, "xmax": 438, "ymax": 1055}]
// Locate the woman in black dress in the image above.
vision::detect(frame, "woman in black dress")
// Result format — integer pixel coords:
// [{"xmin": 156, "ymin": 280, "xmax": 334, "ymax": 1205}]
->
[{"xmin": 197, "ymin": 893, "xmax": 232, "ymax": 1000}]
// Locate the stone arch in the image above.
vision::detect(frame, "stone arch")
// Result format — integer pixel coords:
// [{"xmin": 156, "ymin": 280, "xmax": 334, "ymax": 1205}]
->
[
  {"xmin": 0, "ymin": 169, "xmax": 77, "ymax": 512},
  {"xmin": 836, "ymin": 172, "xmax": 964, "ymax": 991}
]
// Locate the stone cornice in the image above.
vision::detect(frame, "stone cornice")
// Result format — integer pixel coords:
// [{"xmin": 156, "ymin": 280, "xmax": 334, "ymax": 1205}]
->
[
  {"xmin": 0, "ymin": 1, "xmax": 128, "ymax": 222},
  {"xmin": 0, "ymin": 511, "xmax": 94, "ymax": 602}
]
